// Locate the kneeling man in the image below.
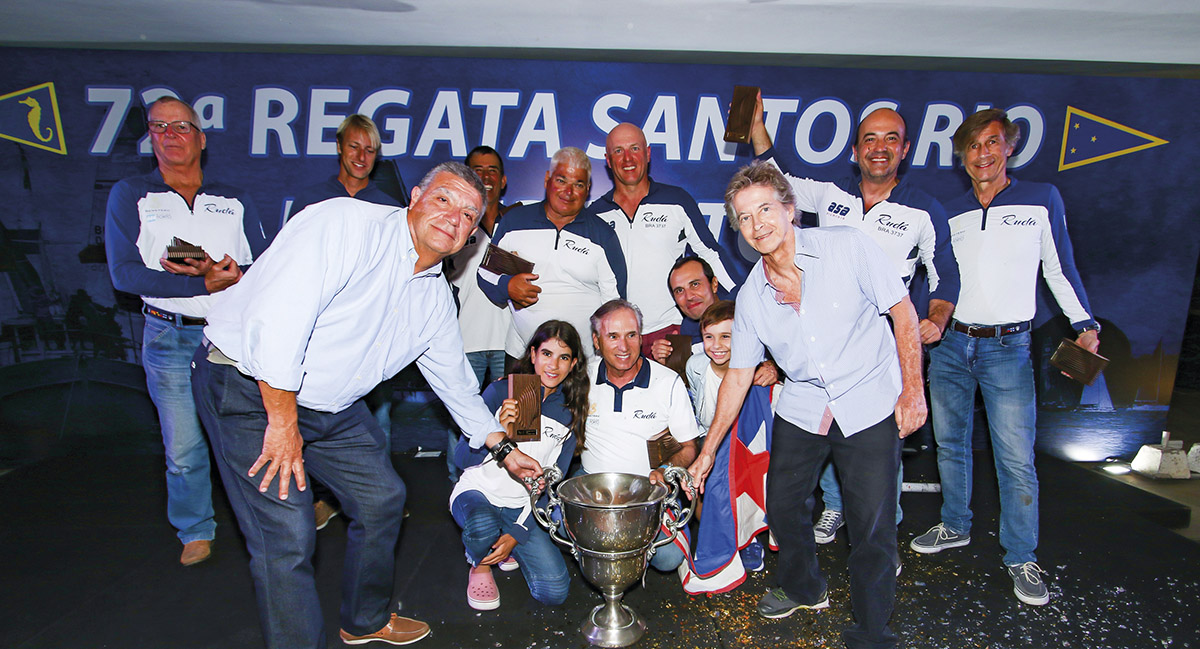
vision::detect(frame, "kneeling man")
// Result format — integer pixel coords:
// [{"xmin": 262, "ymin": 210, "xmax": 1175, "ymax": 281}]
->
[{"xmin": 582, "ymin": 299, "xmax": 700, "ymax": 572}]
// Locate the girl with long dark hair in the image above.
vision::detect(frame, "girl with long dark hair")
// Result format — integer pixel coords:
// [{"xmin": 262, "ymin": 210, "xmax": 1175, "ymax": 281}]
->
[{"xmin": 448, "ymin": 320, "xmax": 588, "ymax": 610}]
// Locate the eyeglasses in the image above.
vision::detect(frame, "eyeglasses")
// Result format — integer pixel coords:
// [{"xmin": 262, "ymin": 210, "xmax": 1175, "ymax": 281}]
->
[{"xmin": 147, "ymin": 120, "xmax": 199, "ymax": 135}]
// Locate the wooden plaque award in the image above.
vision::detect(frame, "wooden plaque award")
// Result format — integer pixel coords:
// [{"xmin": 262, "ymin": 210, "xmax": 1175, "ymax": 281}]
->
[
  {"xmin": 480, "ymin": 244, "xmax": 534, "ymax": 276},
  {"xmin": 507, "ymin": 373, "xmax": 542, "ymax": 442},
  {"xmin": 646, "ymin": 428, "xmax": 683, "ymax": 468},
  {"xmin": 723, "ymin": 85, "xmax": 760, "ymax": 143},
  {"xmin": 1050, "ymin": 338, "xmax": 1109, "ymax": 385},
  {"xmin": 165, "ymin": 237, "xmax": 206, "ymax": 261},
  {"xmin": 663, "ymin": 334, "xmax": 694, "ymax": 388}
]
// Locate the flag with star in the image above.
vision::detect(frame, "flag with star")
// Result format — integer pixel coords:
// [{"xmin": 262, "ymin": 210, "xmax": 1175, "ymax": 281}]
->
[
  {"xmin": 1058, "ymin": 106, "xmax": 1167, "ymax": 171},
  {"xmin": 677, "ymin": 384, "xmax": 774, "ymax": 595}
]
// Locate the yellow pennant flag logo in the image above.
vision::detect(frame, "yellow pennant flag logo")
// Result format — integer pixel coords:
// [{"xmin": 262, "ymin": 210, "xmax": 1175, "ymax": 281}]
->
[
  {"xmin": 0, "ymin": 82, "xmax": 67, "ymax": 155},
  {"xmin": 1058, "ymin": 107, "xmax": 1166, "ymax": 171}
]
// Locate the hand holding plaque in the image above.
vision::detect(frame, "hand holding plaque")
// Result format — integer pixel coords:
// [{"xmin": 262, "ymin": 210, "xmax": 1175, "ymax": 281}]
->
[
  {"xmin": 507, "ymin": 374, "xmax": 542, "ymax": 442},
  {"xmin": 662, "ymin": 334, "xmax": 694, "ymax": 389},
  {"xmin": 480, "ymin": 244, "xmax": 534, "ymax": 276},
  {"xmin": 647, "ymin": 428, "xmax": 683, "ymax": 468},
  {"xmin": 723, "ymin": 85, "xmax": 760, "ymax": 144},
  {"xmin": 1050, "ymin": 338, "xmax": 1109, "ymax": 385},
  {"xmin": 165, "ymin": 237, "xmax": 207, "ymax": 261}
]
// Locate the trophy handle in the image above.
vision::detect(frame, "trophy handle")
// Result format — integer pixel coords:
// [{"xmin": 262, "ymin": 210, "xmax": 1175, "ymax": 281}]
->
[
  {"xmin": 528, "ymin": 465, "xmax": 575, "ymax": 551},
  {"xmin": 651, "ymin": 466, "xmax": 694, "ymax": 549}
]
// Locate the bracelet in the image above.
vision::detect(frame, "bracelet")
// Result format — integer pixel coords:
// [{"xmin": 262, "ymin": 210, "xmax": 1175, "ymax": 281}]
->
[
  {"xmin": 658, "ymin": 463, "xmax": 672, "ymax": 471},
  {"xmin": 490, "ymin": 439, "xmax": 517, "ymax": 464}
]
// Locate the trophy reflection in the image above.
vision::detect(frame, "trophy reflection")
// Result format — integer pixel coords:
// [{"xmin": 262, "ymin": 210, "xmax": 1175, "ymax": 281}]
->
[{"xmin": 530, "ymin": 465, "xmax": 693, "ymax": 648}]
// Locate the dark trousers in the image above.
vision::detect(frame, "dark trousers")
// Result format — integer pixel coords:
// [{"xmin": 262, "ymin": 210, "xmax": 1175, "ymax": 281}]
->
[
  {"xmin": 767, "ymin": 414, "xmax": 900, "ymax": 649},
  {"xmin": 192, "ymin": 351, "xmax": 406, "ymax": 649}
]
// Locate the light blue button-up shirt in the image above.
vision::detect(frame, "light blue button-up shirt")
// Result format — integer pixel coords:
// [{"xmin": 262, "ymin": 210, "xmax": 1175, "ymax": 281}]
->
[
  {"xmin": 205, "ymin": 197, "xmax": 502, "ymax": 446},
  {"xmin": 730, "ymin": 226, "xmax": 906, "ymax": 436}
]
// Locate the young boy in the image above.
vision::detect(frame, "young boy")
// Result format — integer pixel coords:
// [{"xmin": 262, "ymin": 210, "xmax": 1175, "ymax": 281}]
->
[{"xmin": 679, "ymin": 301, "xmax": 773, "ymax": 594}]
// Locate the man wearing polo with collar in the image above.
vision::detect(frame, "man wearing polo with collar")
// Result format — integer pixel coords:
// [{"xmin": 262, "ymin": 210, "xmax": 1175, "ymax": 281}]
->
[
  {"xmin": 105, "ymin": 96, "xmax": 268, "ymax": 567},
  {"xmin": 910, "ymin": 109, "xmax": 1100, "ymax": 607},
  {"xmin": 581, "ymin": 299, "xmax": 700, "ymax": 572}
]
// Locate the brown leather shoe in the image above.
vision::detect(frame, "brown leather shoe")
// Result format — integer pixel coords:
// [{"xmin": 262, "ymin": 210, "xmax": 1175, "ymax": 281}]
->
[
  {"xmin": 314, "ymin": 500, "xmax": 339, "ymax": 531},
  {"xmin": 339, "ymin": 614, "xmax": 430, "ymax": 646},
  {"xmin": 180, "ymin": 540, "xmax": 212, "ymax": 566}
]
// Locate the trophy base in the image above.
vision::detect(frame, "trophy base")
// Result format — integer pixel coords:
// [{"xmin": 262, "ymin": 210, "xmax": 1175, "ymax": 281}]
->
[{"xmin": 581, "ymin": 602, "xmax": 645, "ymax": 648}]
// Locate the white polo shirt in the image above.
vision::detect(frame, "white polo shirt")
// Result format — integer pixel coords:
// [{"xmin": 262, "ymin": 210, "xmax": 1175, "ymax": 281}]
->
[{"xmin": 581, "ymin": 357, "xmax": 700, "ymax": 476}]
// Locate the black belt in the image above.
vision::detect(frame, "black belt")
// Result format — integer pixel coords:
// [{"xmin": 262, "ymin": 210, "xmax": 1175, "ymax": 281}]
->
[
  {"xmin": 144, "ymin": 305, "xmax": 207, "ymax": 327},
  {"xmin": 950, "ymin": 319, "xmax": 1031, "ymax": 338}
]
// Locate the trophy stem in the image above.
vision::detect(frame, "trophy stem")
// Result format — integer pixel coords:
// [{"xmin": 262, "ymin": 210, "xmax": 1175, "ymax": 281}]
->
[{"xmin": 582, "ymin": 591, "xmax": 645, "ymax": 648}]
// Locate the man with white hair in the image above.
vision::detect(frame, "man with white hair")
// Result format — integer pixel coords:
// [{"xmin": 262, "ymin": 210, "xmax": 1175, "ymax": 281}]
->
[
  {"xmin": 105, "ymin": 95, "xmax": 268, "ymax": 567},
  {"xmin": 478, "ymin": 146, "xmax": 626, "ymax": 364}
]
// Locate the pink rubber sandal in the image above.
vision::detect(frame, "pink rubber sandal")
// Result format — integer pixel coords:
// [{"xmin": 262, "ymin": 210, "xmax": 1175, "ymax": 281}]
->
[
  {"xmin": 467, "ymin": 567, "xmax": 500, "ymax": 611},
  {"xmin": 498, "ymin": 556, "xmax": 520, "ymax": 572}
]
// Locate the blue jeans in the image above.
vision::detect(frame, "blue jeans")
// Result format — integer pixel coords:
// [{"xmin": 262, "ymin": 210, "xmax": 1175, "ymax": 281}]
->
[
  {"xmin": 450, "ymin": 490, "xmax": 570, "ymax": 605},
  {"xmin": 467, "ymin": 350, "xmax": 506, "ymax": 388},
  {"xmin": 929, "ymin": 328, "xmax": 1038, "ymax": 566},
  {"xmin": 819, "ymin": 460, "xmax": 904, "ymax": 525},
  {"xmin": 769, "ymin": 415, "xmax": 900, "ymax": 649},
  {"xmin": 141, "ymin": 317, "xmax": 215, "ymax": 544},
  {"xmin": 192, "ymin": 353, "xmax": 405, "ymax": 649}
]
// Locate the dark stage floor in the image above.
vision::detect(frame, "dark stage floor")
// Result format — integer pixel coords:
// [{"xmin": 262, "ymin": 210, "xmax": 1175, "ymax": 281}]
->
[{"xmin": 1, "ymin": 441, "xmax": 1197, "ymax": 649}]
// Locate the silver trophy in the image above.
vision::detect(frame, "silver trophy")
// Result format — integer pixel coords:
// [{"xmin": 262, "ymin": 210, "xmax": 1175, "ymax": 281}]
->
[{"xmin": 530, "ymin": 465, "xmax": 694, "ymax": 648}]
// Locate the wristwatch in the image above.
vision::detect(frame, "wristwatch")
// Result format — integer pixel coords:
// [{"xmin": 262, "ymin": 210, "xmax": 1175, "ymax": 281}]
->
[
  {"xmin": 1077, "ymin": 323, "xmax": 1101, "ymax": 336},
  {"xmin": 489, "ymin": 438, "xmax": 517, "ymax": 465}
]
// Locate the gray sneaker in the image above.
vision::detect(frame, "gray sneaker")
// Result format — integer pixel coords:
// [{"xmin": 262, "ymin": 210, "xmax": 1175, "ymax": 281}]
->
[
  {"xmin": 1007, "ymin": 562, "xmax": 1050, "ymax": 605},
  {"xmin": 813, "ymin": 509, "xmax": 844, "ymax": 544},
  {"xmin": 910, "ymin": 523, "xmax": 970, "ymax": 554},
  {"xmin": 756, "ymin": 587, "xmax": 829, "ymax": 619}
]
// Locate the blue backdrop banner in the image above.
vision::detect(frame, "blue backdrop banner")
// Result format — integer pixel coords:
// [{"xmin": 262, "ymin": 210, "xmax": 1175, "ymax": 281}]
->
[{"xmin": 1, "ymin": 47, "xmax": 1197, "ymax": 461}]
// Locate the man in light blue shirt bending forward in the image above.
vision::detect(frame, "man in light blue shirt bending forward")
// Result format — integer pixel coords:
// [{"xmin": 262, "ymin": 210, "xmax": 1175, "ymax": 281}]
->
[{"xmin": 193, "ymin": 162, "xmax": 544, "ymax": 649}]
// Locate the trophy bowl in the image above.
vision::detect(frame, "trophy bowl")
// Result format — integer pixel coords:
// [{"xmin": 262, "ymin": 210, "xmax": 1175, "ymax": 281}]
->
[{"xmin": 531, "ymin": 466, "xmax": 693, "ymax": 648}]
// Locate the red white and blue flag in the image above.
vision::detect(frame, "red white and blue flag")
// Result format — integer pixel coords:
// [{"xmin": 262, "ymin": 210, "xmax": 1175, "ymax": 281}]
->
[{"xmin": 673, "ymin": 384, "xmax": 775, "ymax": 594}]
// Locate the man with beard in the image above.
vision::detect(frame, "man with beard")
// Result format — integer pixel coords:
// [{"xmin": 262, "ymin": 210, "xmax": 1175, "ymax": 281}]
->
[{"xmin": 446, "ymin": 145, "xmax": 517, "ymax": 388}]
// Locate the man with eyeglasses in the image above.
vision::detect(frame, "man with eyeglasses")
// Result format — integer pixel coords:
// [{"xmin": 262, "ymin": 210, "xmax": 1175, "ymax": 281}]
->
[{"xmin": 105, "ymin": 96, "xmax": 269, "ymax": 567}]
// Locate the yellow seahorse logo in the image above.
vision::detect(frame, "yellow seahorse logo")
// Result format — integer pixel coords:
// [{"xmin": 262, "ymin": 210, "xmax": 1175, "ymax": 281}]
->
[
  {"xmin": 19, "ymin": 96, "xmax": 54, "ymax": 143},
  {"xmin": 0, "ymin": 82, "xmax": 66, "ymax": 154}
]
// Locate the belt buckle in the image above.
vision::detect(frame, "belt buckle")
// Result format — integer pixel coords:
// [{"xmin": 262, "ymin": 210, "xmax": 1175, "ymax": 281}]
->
[{"xmin": 967, "ymin": 324, "xmax": 990, "ymax": 337}]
